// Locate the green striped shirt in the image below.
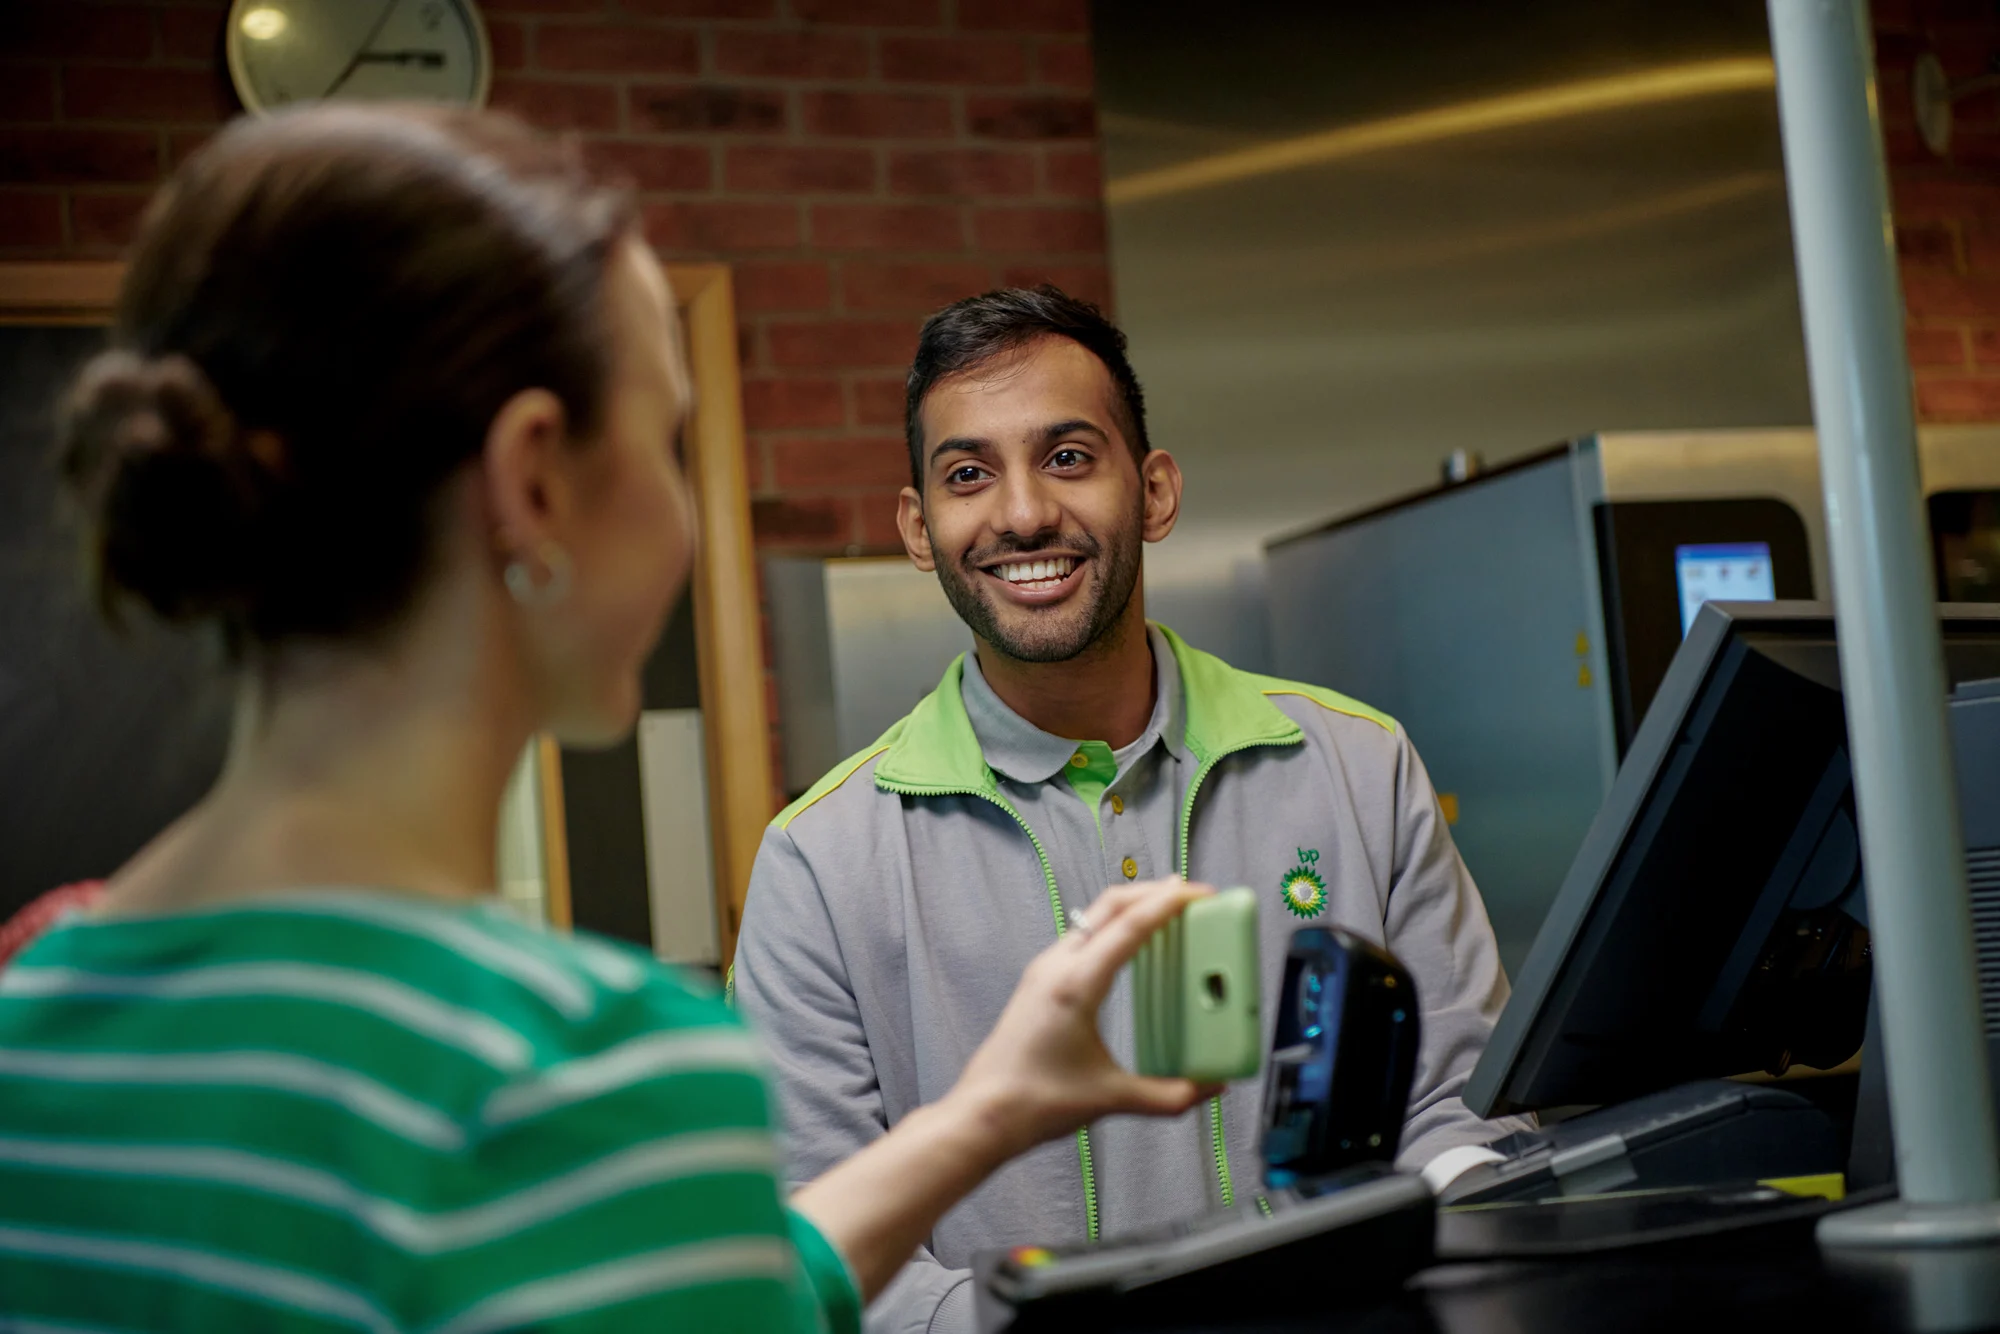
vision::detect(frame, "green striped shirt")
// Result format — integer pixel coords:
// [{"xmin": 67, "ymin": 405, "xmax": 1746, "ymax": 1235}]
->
[{"xmin": 0, "ymin": 889, "xmax": 860, "ymax": 1333}]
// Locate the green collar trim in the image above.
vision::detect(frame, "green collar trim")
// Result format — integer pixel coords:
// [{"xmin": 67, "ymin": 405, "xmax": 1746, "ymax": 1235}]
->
[{"xmin": 872, "ymin": 624, "xmax": 1303, "ymax": 795}]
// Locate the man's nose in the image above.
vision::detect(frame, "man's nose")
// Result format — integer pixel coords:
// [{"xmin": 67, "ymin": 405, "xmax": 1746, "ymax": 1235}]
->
[{"xmin": 993, "ymin": 466, "xmax": 1062, "ymax": 539}]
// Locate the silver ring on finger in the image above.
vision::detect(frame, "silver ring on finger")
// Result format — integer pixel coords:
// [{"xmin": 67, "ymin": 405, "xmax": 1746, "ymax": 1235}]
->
[{"xmin": 1069, "ymin": 908, "xmax": 1096, "ymax": 940}]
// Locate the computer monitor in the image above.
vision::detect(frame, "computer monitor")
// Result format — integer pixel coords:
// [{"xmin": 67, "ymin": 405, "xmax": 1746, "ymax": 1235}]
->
[{"xmin": 1465, "ymin": 601, "xmax": 2000, "ymax": 1118}]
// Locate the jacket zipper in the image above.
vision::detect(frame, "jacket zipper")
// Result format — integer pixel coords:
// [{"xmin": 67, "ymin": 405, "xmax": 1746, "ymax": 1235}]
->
[
  {"xmin": 880, "ymin": 780, "xmax": 1102, "ymax": 1243},
  {"xmin": 1178, "ymin": 739, "xmax": 1287, "ymax": 1213}
]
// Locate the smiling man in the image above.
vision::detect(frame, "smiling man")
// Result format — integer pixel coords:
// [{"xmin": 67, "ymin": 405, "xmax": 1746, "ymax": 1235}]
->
[{"xmin": 732, "ymin": 287, "xmax": 1520, "ymax": 1334}]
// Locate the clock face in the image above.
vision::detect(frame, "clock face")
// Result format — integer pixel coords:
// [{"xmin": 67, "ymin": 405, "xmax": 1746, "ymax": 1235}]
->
[{"xmin": 226, "ymin": 0, "xmax": 491, "ymax": 115}]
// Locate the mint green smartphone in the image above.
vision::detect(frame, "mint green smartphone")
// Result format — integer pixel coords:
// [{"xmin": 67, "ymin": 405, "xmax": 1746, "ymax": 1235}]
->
[{"xmin": 1132, "ymin": 888, "xmax": 1261, "ymax": 1083}]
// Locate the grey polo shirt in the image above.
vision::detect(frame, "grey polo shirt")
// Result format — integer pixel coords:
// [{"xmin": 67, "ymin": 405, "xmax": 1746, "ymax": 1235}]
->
[{"xmin": 959, "ymin": 624, "xmax": 1193, "ymax": 928}]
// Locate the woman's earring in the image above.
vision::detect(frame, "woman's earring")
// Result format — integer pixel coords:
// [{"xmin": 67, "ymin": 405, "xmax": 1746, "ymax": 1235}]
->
[{"xmin": 504, "ymin": 540, "xmax": 573, "ymax": 607}]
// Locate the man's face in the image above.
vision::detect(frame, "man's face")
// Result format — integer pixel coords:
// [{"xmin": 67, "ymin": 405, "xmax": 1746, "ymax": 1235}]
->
[{"xmin": 898, "ymin": 336, "xmax": 1176, "ymax": 663}]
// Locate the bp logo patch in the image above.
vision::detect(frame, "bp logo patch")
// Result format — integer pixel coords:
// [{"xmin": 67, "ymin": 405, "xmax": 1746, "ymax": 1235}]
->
[{"xmin": 1279, "ymin": 848, "xmax": 1327, "ymax": 918}]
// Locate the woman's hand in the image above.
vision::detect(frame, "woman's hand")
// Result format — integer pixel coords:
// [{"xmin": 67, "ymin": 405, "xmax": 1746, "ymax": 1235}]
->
[
  {"xmin": 941, "ymin": 878, "xmax": 1220, "ymax": 1164},
  {"xmin": 791, "ymin": 878, "xmax": 1220, "ymax": 1301}
]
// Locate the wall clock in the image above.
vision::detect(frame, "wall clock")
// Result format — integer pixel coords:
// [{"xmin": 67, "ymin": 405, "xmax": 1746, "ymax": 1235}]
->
[{"xmin": 226, "ymin": 0, "xmax": 492, "ymax": 115}]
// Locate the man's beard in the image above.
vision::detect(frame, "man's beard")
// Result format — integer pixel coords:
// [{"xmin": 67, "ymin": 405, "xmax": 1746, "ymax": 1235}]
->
[{"xmin": 929, "ymin": 504, "xmax": 1144, "ymax": 664}]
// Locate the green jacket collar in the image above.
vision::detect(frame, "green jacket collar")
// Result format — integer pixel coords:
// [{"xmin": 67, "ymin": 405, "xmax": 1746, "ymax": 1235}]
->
[{"xmin": 873, "ymin": 623, "xmax": 1302, "ymax": 795}]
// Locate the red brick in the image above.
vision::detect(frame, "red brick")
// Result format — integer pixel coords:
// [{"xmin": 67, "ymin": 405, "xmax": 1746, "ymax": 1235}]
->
[
  {"xmin": 881, "ymin": 36, "xmax": 1030, "ymax": 86},
  {"xmin": 488, "ymin": 79, "xmax": 621, "ymax": 132},
  {"xmin": 853, "ymin": 377, "xmax": 906, "ymax": 427},
  {"xmin": 0, "ymin": 68, "xmax": 56, "ymax": 122},
  {"xmin": 70, "ymin": 190, "xmax": 150, "ymax": 250},
  {"xmin": 487, "ymin": 19, "xmax": 529, "ymax": 71},
  {"xmin": 0, "ymin": 4, "xmax": 152, "ymax": 60},
  {"xmin": 62, "ymin": 67, "xmax": 233, "ymax": 124},
  {"xmin": 1902, "ymin": 268, "xmax": 2000, "ymax": 319},
  {"xmin": 1001, "ymin": 262, "xmax": 1112, "ymax": 309},
  {"xmin": 752, "ymin": 495, "xmax": 852, "ymax": 545},
  {"xmin": 967, "ymin": 95, "xmax": 1096, "ymax": 140},
  {"xmin": 1907, "ymin": 325, "xmax": 1968, "ymax": 367},
  {"xmin": 643, "ymin": 200, "xmax": 799, "ymax": 252},
  {"xmin": 1035, "ymin": 39, "xmax": 1093, "ymax": 90},
  {"xmin": 1916, "ymin": 375, "xmax": 2000, "ymax": 420},
  {"xmin": 803, "ymin": 91, "xmax": 953, "ymax": 139},
  {"xmin": 768, "ymin": 318, "xmax": 921, "ymax": 369},
  {"xmin": 1974, "ymin": 327, "xmax": 2000, "ymax": 366},
  {"xmin": 0, "ymin": 191, "xmax": 63, "ymax": 248},
  {"xmin": 0, "ymin": 129, "xmax": 158, "ymax": 184},
  {"xmin": 159, "ymin": 7, "xmax": 226, "ymax": 62},
  {"xmin": 734, "ymin": 260, "xmax": 834, "ymax": 313},
  {"xmin": 584, "ymin": 140, "xmax": 713, "ymax": 191},
  {"xmin": 1970, "ymin": 222, "xmax": 2000, "ymax": 273},
  {"xmin": 713, "ymin": 30, "xmax": 868, "ymax": 80},
  {"xmin": 813, "ymin": 202, "xmax": 963, "ymax": 251},
  {"xmin": 855, "ymin": 494, "xmax": 909, "ymax": 548},
  {"xmin": 842, "ymin": 260, "xmax": 993, "ymax": 312},
  {"xmin": 1043, "ymin": 148, "xmax": 1101, "ymax": 199},
  {"xmin": 727, "ymin": 146, "xmax": 875, "ymax": 194},
  {"xmin": 771, "ymin": 435, "xmax": 910, "ymax": 488},
  {"xmin": 742, "ymin": 377, "xmax": 845, "ymax": 429},
  {"xmin": 619, "ymin": 0, "xmax": 777, "ymax": 14},
  {"xmin": 535, "ymin": 22, "xmax": 700, "ymax": 74},
  {"xmin": 889, "ymin": 148, "xmax": 1035, "ymax": 197},
  {"xmin": 1892, "ymin": 175, "xmax": 2000, "ymax": 223},
  {"xmin": 632, "ymin": 84, "xmax": 787, "ymax": 134},
  {"xmin": 1896, "ymin": 221, "xmax": 1959, "ymax": 269},
  {"xmin": 792, "ymin": 0, "xmax": 939, "ymax": 24},
  {"xmin": 975, "ymin": 205, "xmax": 1104, "ymax": 253},
  {"xmin": 959, "ymin": 0, "xmax": 1088, "ymax": 32}
]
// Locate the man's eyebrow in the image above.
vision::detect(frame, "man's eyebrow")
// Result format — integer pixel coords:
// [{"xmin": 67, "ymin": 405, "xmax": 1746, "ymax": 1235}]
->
[
  {"xmin": 928, "ymin": 436, "xmax": 995, "ymax": 466},
  {"xmin": 1039, "ymin": 419, "xmax": 1109, "ymax": 445}
]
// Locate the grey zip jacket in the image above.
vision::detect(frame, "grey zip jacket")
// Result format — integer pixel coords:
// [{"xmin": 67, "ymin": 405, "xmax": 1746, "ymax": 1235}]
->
[{"xmin": 733, "ymin": 626, "xmax": 1522, "ymax": 1333}]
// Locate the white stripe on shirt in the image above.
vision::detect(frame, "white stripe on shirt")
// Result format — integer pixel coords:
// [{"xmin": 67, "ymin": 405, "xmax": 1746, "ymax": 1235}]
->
[
  {"xmin": 0, "ymin": 1049, "xmax": 462, "ymax": 1151},
  {"xmin": 0, "ymin": 964, "xmax": 532, "ymax": 1072},
  {"xmin": 480, "ymin": 1028, "xmax": 765, "ymax": 1128},
  {"xmin": 0, "ymin": 1131, "xmax": 776, "ymax": 1254},
  {"xmin": 0, "ymin": 1224, "xmax": 398, "ymax": 1334},
  {"xmin": 426, "ymin": 1236, "xmax": 793, "ymax": 1334}
]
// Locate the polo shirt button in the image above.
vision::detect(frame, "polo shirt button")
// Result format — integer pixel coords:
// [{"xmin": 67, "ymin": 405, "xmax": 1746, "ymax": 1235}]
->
[
  {"xmin": 1111, "ymin": 795, "xmax": 1125, "ymax": 815},
  {"xmin": 1070, "ymin": 752, "xmax": 1088, "ymax": 768},
  {"xmin": 1121, "ymin": 857, "xmax": 1138, "ymax": 879}
]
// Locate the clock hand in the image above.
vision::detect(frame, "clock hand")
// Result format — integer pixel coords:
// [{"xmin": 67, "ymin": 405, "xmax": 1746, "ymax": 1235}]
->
[
  {"xmin": 355, "ymin": 50, "xmax": 446, "ymax": 69},
  {"xmin": 321, "ymin": 0, "xmax": 404, "ymax": 99}
]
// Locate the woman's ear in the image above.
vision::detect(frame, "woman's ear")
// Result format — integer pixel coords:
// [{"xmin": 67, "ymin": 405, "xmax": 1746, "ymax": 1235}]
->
[
  {"xmin": 1140, "ymin": 449, "xmax": 1183, "ymax": 544},
  {"xmin": 483, "ymin": 387, "xmax": 571, "ymax": 557}
]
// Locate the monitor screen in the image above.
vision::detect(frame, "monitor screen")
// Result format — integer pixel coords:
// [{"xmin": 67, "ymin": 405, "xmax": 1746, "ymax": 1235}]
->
[
  {"xmin": 1465, "ymin": 602, "xmax": 2000, "ymax": 1117},
  {"xmin": 1674, "ymin": 542, "xmax": 1776, "ymax": 636}
]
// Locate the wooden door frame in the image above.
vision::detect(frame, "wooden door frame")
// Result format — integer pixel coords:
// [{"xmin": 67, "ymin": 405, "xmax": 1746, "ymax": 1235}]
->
[{"xmin": 0, "ymin": 259, "xmax": 774, "ymax": 966}]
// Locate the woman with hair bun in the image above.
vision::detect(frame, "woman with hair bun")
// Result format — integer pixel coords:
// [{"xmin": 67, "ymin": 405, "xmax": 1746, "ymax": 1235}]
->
[{"xmin": 0, "ymin": 105, "xmax": 1214, "ymax": 1332}]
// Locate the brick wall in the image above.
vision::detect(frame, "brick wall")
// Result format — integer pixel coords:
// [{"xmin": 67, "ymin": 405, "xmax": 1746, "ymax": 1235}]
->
[
  {"xmin": 1879, "ymin": 0, "xmax": 2000, "ymax": 421},
  {"xmin": 0, "ymin": 0, "xmax": 1110, "ymax": 561}
]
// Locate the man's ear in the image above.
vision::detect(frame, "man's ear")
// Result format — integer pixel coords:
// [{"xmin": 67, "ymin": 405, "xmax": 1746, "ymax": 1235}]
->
[
  {"xmin": 1140, "ymin": 449, "xmax": 1183, "ymax": 544},
  {"xmin": 483, "ymin": 387, "xmax": 571, "ymax": 558},
  {"xmin": 897, "ymin": 486, "xmax": 935, "ymax": 572}
]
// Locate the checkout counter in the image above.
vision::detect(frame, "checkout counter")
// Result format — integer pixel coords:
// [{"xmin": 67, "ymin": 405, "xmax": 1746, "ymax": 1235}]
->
[{"xmin": 975, "ymin": 601, "xmax": 2000, "ymax": 1331}]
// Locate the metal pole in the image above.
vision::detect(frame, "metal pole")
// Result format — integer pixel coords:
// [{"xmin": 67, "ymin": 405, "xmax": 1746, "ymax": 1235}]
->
[{"xmin": 1766, "ymin": 0, "xmax": 2000, "ymax": 1246}]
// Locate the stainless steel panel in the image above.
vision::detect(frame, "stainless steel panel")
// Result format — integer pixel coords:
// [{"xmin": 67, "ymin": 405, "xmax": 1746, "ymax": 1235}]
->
[{"xmin": 1266, "ymin": 451, "xmax": 1611, "ymax": 978}]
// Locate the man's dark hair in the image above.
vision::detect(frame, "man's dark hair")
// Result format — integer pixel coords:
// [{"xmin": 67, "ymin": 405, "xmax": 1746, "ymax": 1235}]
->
[{"xmin": 903, "ymin": 285, "xmax": 1150, "ymax": 489}]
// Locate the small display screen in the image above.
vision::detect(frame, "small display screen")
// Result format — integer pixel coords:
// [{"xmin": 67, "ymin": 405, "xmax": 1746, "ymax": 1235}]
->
[{"xmin": 1675, "ymin": 542, "xmax": 1776, "ymax": 636}]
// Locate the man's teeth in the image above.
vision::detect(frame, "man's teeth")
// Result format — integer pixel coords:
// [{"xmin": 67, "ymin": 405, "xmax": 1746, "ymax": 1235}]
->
[{"xmin": 995, "ymin": 557, "xmax": 1077, "ymax": 584}]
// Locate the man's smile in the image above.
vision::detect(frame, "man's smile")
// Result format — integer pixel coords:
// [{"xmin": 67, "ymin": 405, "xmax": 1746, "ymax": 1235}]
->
[{"xmin": 978, "ymin": 552, "xmax": 1088, "ymax": 604}]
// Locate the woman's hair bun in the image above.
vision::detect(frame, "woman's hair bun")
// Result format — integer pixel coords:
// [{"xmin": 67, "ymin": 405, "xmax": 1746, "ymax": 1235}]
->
[{"xmin": 60, "ymin": 349, "xmax": 269, "ymax": 627}]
